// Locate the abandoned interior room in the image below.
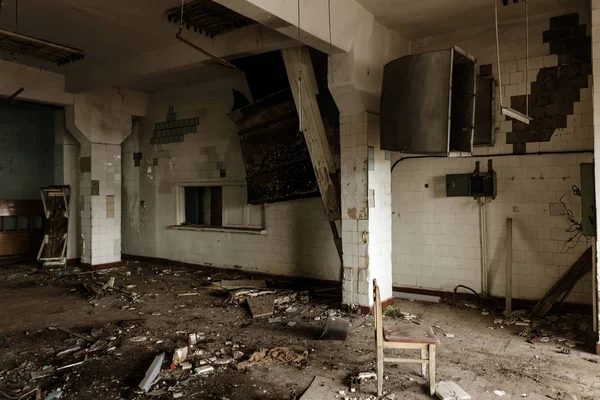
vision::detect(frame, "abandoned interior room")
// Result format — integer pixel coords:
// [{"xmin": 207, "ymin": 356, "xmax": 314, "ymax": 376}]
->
[{"xmin": 2, "ymin": 0, "xmax": 600, "ymax": 399}]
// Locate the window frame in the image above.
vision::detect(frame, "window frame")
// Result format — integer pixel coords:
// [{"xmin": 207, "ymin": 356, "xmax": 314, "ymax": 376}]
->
[{"xmin": 170, "ymin": 181, "xmax": 266, "ymax": 234}]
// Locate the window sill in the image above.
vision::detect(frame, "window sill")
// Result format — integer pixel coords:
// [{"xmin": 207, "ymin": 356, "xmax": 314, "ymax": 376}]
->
[{"xmin": 168, "ymin": 225, "xmax": 267, "ymax": 235}]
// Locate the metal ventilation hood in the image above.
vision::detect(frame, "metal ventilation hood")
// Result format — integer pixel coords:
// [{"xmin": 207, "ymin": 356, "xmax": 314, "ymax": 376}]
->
[{"xmin": 380, "ymin": 46, "xmax": 476, "ymax": 156}]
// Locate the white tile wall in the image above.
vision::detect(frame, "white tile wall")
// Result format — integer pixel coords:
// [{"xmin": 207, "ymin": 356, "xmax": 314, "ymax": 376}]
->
[
  {"xmin": 394, "ymin": 8, "xmax": 595, "ymax": 304},
  {"xmin": 121, "ymin": 76, "xmax": 341, "ymax": 281},
  {"xmin": 367, "ymin": 114, "xmax": 393, "ymax": 305},
  {"xmin": 392, "ymin": 153, "xmax": 593, "ymax": 303},
  {"xmin": 80, "ymin": 143, "xmax": 122, "ymax": 266},
  {"xmin": 341, "ymin": 113, "xmax": 370, "ymax": 306}
]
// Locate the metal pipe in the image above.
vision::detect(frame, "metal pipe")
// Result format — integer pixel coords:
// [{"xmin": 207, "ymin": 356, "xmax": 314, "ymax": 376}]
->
[
  {"xmin": 175, "ymin": 33, "xmax": 240, "ymax": 71},
  {"xmin": 8, "ymin": 85, "xmax": 24, "ymax": 102}
]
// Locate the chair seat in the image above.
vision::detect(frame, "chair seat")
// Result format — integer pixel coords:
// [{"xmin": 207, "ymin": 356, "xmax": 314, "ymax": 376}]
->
[{"xmin": 384, "ymin": 324, "xmax": 440, "ymax": 344}]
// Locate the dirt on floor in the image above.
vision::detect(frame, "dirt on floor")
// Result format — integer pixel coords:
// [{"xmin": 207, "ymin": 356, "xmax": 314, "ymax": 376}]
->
[{"xmin": 0, "ymin": 260, "xmax": 599, "ymax": 400}]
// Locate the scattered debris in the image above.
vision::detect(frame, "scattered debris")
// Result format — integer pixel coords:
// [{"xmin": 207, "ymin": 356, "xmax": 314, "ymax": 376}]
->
[
  {"xmin": 139, "ymin": 353, "xmax": 165, "ymax": 392},
  {"xmin": 444, "ymin": 333, "xmax": 456, "ymax": 338},
  {"xmin": 129, "ymin": 336, "xmax": 147, "ymax": 342},
  {"xmin": 246, "ymin": 295, "xmax": 275, "ymax": 318},
  {"xmin": 177, "ymin": 292, "xmax": 199, "ymax": 297},
  {"xmin": 31, "ymin": 368, "xmax": 54, "ymax": 380},
  {"xmin": 299, "ymin": 376, "xmax": 334, "ymax": 400},
  {"xmin": 50, "ymin": 326, "xmax": 94, "ymax": 343},
  {"xmin": 172, "ymin": 347, "xmax": 189, "ymax": 366},
  {"xmin": 43, "ymin": 390, "xmax": 62, "ymax": 400},
  {"xmin": 436, "ymin": 381, "xmax": 471, "ymax": 400},
  {"xmin": 194, "ymin": 365, "xmax": 214, "ymax": 375},
  {"xmin": 319, "ymin": 316, "xmax": 350, "ymax": 340},
  {"xmin": 493, "ymin": 390, "xmax": 506, "ymax": 396},
  {"xmin": 357, "ymin": 372, "xmax": 376, "ymax": 381},
  {"xmin": 393, "ymin": 291, "xmax": 440, "ymax": 303},
  {"xmin": 236, "ymin": 347, "xmax": 308, "ymax": 370},
  {"xmin": 214, "ymin": 280, "xmax": 267, "ymax": 290}
]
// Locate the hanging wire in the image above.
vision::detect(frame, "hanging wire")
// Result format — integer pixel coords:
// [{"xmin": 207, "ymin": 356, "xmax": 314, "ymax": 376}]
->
[
  {"xmin": 297, "ymin": 0, "xmax": 303, "ymax": 132},
  {"xmin": 525, "ymin": 0, "xmax": 529, "ymax": 115},
  {"xmin": 494, "ymin": 0, "xmax": 503, "ymax": 108},
  {"xmin": 328, "ymin": 0, "xmax": 332, "ymax": 84},
  {"xmin": 16, "ymin": 0, "xmax": 21, "ymax": 87},
  {"xmin": 179, "ymin": 0, "xmax": 185, "ymax": 35},
  {"xmin": 558, "ymin": 188, "xmax": 590, "ymax": 253}
]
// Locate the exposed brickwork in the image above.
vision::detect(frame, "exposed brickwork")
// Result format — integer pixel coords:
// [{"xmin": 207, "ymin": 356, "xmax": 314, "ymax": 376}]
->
[{"xmin": 506, "ymin": 13, "xmax": 591, "ymax": 145}]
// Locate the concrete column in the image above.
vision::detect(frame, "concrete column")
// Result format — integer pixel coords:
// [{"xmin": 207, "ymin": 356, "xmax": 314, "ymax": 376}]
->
[
  {"xmin": 54, "ymin": 110, "xmax": 81, "ymax": 262},
  {"xmin": 339, "ymin": 113, "xmax": 393, "ymax": 310},
  {"xmin": 80, "ymin": 143, "xmax": 122, "ymax": 267},
  {"xmin": 332, "ymin": 18, "xmax": 408, "ymax": 311},
  {"xmin": 366, "ymin": 114, "xmax": 393, "ymax": 305},
  {"xmin": 340, "ymin": 113, "xmax": 370, "ymax": 308},
  {"xmin": 591, "ymin": 0, "xmax": 600, "ymax": 353}
]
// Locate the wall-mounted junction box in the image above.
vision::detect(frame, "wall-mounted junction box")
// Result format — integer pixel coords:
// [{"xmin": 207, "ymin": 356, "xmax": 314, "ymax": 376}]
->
[{"xmin": 446, "ymin": 160, "xmax": 496, "ymax": 199}]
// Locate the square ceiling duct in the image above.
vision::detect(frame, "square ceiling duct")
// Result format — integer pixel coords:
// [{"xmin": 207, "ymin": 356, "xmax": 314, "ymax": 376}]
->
[{"xmin": 380, "ymin": 46, "xmax": 476, "ymax": 156}]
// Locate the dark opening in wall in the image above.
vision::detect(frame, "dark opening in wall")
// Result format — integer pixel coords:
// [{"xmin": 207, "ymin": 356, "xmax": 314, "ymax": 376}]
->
[{"xmin": 233, "ymin": 51, "xmax": 290, "ymax": 101}]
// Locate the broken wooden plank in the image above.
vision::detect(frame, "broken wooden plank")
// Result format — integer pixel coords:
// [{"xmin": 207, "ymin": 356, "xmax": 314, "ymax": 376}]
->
[
  {"xmin": 299, "ymin": 376, "xmax": 335, "ymax": 400},
  {"xmin": 215, "ymin": 280, "xmax": 267, "ymax": 290},
  {"xmin": 281, "ymin": 46, "xmax": 342, "ymax": 261},
  {"xmin": 435, "ymin": 381, "xmax": 471, "ymax": 400},
  {"xmin": 246, "ymin": 295, "xmax": 275, "ymax": 318},
  {"xmin": 506, "ymin": 217, "xmax": 513, "ymax": 316},
  {"xmin": 51, "ymin": 326, "xmax": 95, "ymax": 343},
  {"xmin": 530, "ymin": 247, "xmax": 592, "ymax": 318},
  {"xmin": 281, "ymin": 47, "xmax": 338, "ymax": 220}
]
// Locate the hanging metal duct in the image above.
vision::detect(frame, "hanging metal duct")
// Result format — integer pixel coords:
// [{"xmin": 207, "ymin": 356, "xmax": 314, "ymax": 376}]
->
[{"xmin": 380, "ymin": 46, "xmax": 476, "ymax": 156}]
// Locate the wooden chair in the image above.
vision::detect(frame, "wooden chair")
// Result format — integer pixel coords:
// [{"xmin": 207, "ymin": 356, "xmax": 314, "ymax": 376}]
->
[{"xmin": 373, "ymin": 279, "xmax": 440, "ymax": 396}]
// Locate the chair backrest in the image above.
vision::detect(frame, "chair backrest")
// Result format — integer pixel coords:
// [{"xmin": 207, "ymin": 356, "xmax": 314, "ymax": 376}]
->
[{"xmin": 373, "ymin": 279, "xmax": 383, "ymax": 333}]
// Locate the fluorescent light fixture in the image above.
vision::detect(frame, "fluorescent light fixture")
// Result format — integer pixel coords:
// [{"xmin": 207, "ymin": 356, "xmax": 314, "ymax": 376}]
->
[{"xmin": 501, "ymin": 106, "xmax": 532, "ymax": 124}]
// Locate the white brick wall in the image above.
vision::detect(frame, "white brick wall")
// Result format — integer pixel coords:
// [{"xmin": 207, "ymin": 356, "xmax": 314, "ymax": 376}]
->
[
  {"xmin": 394, "ymin": 6, "xmax": 594, "ymax": 304},
  {"xmin": 121, "ymin": 76, "xmax": 340, "ymax": 281}
]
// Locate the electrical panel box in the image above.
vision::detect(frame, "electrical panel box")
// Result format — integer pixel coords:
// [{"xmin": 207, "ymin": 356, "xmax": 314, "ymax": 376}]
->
[
  {"xmin": 471, "ymin": 172, "xmax": 497, "ymax": 199},
  {"xmin": 580, "ymin": 163, "xmax": 596, "ymax": 237},
  {"xmin": 446, "ymin": 174, "xmax": 471, "ymax": 197},
  {"xmin": 446, "ymin": 160, "xmax": 497, "ymax": 198}
]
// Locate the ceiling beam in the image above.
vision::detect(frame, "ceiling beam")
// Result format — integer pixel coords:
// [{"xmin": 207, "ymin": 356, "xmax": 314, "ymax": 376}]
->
[
  {"xmin": 211, "ymin": 0, "xmax": 373, "ymax": 54},
  {"xmin": 65, "ymin": 24, "xmax": 294, "ymax": 93}
]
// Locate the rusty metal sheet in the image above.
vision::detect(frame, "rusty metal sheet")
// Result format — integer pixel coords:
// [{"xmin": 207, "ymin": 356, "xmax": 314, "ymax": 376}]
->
[{"xmin": 228, "ymin": 89, "xmax": 318, "ymax": 205}]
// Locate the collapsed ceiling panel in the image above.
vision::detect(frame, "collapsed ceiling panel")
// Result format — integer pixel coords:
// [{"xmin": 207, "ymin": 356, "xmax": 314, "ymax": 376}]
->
[
  {"xmin": 167, "ymin": 0, "xmax": 256, "ymax": 37},
  {"xmin": 228, "ymin": 89, "xmax": 319, "ymax": 205},
  {"xmin": 0, "ymin": 28, "xmax": 84, "ymax": 66}
]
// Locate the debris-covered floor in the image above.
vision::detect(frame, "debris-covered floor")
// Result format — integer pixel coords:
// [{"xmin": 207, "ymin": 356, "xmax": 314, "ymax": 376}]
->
[{"xmin": 1, "ymin": 261, "xmax": 599, "ymax": 400}]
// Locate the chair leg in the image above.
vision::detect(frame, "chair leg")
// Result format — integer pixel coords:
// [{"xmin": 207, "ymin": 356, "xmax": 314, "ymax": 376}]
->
[
  {"xmin": 428, "ymin": 344, "xmax": 436, "ymax": 396},
  {"xmin": 420, "ymin": 348, "xmax": 428, "ymax": 378},
  {"xmin": 377, "ymin": 343, "xmax": 384, "ymax": 396}
]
